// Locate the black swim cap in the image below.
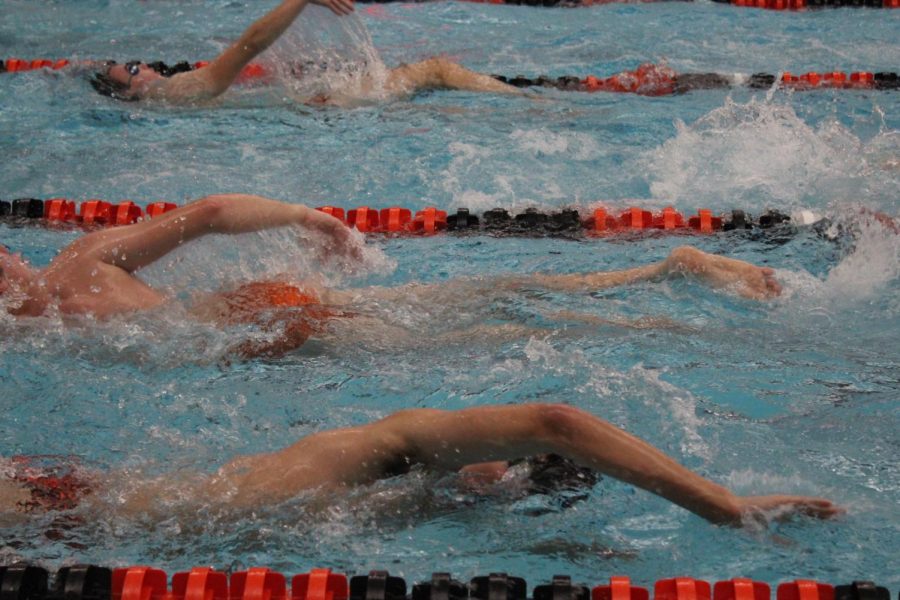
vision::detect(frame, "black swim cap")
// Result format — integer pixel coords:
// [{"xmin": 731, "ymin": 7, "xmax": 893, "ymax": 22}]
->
[
  {"xmin": 89, "ymin": 66, "xmax": 139, "ymax": 102},
  {"xmin": 146, "ymin": 61, "xmax": 193, "ymax": 77},
  {"xmin": 521, "ymin": 453, "xmax": 600, "ymax": 496}
]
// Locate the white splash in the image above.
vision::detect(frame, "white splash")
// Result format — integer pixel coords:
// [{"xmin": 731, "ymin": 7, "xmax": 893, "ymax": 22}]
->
[
  {"xmin": 259, "ymin": 6, "xmax": 390, "ymax": 102},
  {"xmin": 643, "ymin": 96, "xmax": 900, "ymax": 213}
]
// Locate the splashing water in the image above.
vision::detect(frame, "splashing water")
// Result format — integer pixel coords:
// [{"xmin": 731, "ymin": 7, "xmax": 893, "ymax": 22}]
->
[
  {"xmin": 643, "ymin": 96, "xmax": 900, "ymax": 213},
  {"xmin": 259, "ymin": 7, "xmax": 390, "ymax": 102}
]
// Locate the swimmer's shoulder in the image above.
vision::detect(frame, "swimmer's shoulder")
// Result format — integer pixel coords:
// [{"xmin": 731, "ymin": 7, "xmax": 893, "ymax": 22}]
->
[{"xmin": 141, "ymin": 70, "xmax": 220, "ymax": 104}]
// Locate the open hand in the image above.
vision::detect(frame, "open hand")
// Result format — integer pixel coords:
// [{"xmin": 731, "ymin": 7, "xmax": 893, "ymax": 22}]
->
[
  {"xmin": 304, "ymin": 209, "xmax": 364, "ymax": 261},
  {"xmin": 736, "ymin": 494, "xmax": 844, "ymax": 525}
]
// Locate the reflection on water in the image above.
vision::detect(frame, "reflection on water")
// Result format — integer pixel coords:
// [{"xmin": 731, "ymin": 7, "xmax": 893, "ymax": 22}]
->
[{"xmin": 0, "ymin": 0, "xmax": 898, "ymax": 588}]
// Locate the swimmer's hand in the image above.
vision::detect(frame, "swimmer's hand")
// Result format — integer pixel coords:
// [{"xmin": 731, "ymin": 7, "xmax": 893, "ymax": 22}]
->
[
  {"xmin": 310, "ymin": 0, "xmax": 355, "ymax": 16},
  {"xmin": 733, "ymin": 495, "xmax": 844, "ymax": 525},
  {"xmin": 300, "ymin": 207, "xmax": 364, "ymax": 260}
]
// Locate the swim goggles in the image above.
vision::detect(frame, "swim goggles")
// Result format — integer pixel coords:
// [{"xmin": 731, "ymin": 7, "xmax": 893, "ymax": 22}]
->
[{"xmin": 124, "ymin": 61, "xmax": 141, "ymax": 85}]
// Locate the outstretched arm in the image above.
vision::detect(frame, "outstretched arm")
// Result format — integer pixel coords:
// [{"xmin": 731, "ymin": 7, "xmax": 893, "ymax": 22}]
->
[
  {"xmin": 497, "ymin": 246, "xmax": 782, "ymax": 300},
  {"xmin": 372, "ymin": 404, "xmax": 840, "ymax": 525},
  {"xmin": 157, "ymin": 0, "xmax": 353, "ymax": 102},
  {"xmin": 53, "ymin": 194, "xmax": 356, "ymax": 273}
]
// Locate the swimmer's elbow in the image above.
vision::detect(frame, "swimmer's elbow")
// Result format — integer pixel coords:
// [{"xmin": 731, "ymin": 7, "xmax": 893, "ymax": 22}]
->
[{"xmin": 191, "ymin": 195, "xmax": 230, "ymax": 229}]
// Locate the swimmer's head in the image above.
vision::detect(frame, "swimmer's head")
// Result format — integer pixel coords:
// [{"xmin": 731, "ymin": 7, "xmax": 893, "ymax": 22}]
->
[
  {"xmin": 90, "ymin": 61, "xmax": 161, "ymax": 102},
  {"xmin": 519, "ymin": 453, "xmax": 600, "ymax": 497}
]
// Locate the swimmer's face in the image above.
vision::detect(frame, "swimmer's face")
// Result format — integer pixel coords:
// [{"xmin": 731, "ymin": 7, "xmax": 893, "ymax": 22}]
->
[{"xmin": 106, "ymin": 62, "xmax": 161, "ymax": 98}]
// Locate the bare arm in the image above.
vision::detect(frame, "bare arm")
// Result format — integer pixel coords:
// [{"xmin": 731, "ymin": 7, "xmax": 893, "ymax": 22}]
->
[
  {"xmin": 496, "ymin": 246, "xmax": 781, "ymax": 300},
  {"xmin": 54, "ymin": 194, "xmax": 355, "ymax": 273},
  {"xmin": 155, "ymin": 0, "xmax": 353, "ymax": 102},
  {"xmin": 373, "ymin": 404, "xmax": 840, "ymax": 525},
  {"xmin": 498, "ymin": 263, "xmax": 667, "ymax": 292}
]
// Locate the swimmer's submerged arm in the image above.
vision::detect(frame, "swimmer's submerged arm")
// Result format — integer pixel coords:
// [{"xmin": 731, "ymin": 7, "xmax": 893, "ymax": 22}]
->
[
  {"xmin": 59, "ymin": 194, "xmax": 352, "ymax": 273},
  {"xmin": 374, "ymin": 404, "xmax": 841, "ymax": 525},
  {"xmin": 496, "ymin": 263, "xmax": 667, "ymax": 292}
]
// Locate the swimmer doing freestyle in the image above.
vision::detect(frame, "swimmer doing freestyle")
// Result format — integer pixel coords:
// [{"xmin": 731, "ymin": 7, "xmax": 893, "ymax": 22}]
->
[
  {"xmin": 1, "ymin": 403, "xmax": 841, "ymax": 526},
  {"xmin": 89, "ymin": 0, "xmax": 522, "ymax": 104},
  {"xmin": 1, "ymin": 195, "xmax": 784, "ymax": 356}
]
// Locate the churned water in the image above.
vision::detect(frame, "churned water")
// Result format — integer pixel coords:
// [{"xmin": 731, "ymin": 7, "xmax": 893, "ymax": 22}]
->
[{"xmin": 1, "ymin": 0, "xmax": 898, "ymax": 589}]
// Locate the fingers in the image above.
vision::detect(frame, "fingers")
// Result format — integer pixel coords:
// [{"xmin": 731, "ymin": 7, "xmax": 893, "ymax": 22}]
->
[
  {"xmin": 762, "ymin": 271, "xmax": 782, "ymax": 296},
  {"xmin": 329, "ymin": 0, "xmax": 355, "ymax": 16},
  {"xmin": 740, "ymin": 495, "xmax": 844, "ymax": 524},
  {"xmin": 797, "ymin": 498, "xmax": 845, "ymax": 519}
]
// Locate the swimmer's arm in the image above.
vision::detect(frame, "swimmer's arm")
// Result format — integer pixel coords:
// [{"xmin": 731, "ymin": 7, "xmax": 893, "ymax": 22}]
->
[
  {"xmin": 496, "ymin": 262, "xmax": 667, "ymax": 292},
  {"xmin": 157, "ymin": 0, "xmax": 353, "ymax": 101},
  {"xmin": 58, "ymin": 194, "xmax": 353, "ymax": 273},
  {"xmin": 378, "ymin": 404, "xmax": 841, "ymax": 525}
]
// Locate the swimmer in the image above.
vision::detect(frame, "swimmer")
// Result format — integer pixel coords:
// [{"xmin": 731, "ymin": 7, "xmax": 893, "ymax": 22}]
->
[
  {"xmin": 1, "ymin": 195, "xmax": 782, "ymax": 355},
  {"xmin": 1, "ymin": 404, "xmax": 841, "ymax": 526},
  {"xmin": 89, "ymin": 0, "xmax": 522, "ymax": 104}
]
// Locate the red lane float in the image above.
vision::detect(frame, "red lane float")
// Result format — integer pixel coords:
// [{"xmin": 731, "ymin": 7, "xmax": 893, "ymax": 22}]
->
[
  {"xmin": 714, "ymin": 579, "xmax": 770, "ymax": 600},
  {"xmin": 292, "ymin": 569, "xmax": 348, "ymax": 600},
  {"xmin": 777, "ymin": 581, "xmax": 834, "ymax": 600},
  {"xmin": 593, "ymin": 576, "xmax": 650, "ymax": 600},
  {"xmin": 380, "ymin": 207, "xmax": 412, "ymax": 232},
  {"xmin": 411, "ymin": 207, "xmax": 448, "ymax": 234},
  {"xmin": 716, "ymin": 0, "xmax": 897, "ymax": 9},
  {"xmin": 4, "ymin": 196, "xmax": 848, "ymax": 237},
  {"xmin": 113, "ymin": 566, "xmax": 168, "ymax": 600},
  {"xmin": 114, "ymin": 201, "xmax": 144, "ymax": 224},
  {"xmin": 317, "ymin": 206, "xmax": 346, "ymax": 223},
  {"xmin": 44, "ymin": 198, "xmax": 76, "ymax": 221},
  {"xmin": 231, "ymin": 568, "xmax": 288, "ymax": 600},
  {"xmin": 655, "ymin": 578, "xmax": 712, "ymax": 600},
  {"xmin": 146, "ymin": 202, "xmax": 178, "ymax": 218},
  {"xmin": 171, "ymin": 568, "xmax": 228, "ymax": 600},
  {"xmin": 3, "ymin": 59, "xmax": 898, "ymax": 94},
  {"xmin": 0, "ymin": 567, "xmax": 889, "ymax": 600}
]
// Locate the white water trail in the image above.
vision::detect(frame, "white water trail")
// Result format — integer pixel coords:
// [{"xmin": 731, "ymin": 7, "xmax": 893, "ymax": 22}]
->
[{"xmin": 643, "ymin": 96, "xmax": 900, "ymax": 214}]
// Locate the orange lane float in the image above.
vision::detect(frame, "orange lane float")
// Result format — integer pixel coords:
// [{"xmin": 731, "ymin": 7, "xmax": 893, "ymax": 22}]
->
[
  {"xmin": 3, "ymin": 59, "xmax": 898, "ymax": 94},
  {"xmin": 0, "ymin": 566, "xmax": 895, "ymax": 600},
  {"xmin": 714, "ymin": 579, "xmax": 770, "ymax": 600},
  {"xmin": 4, "ymin": 197, "xmax": 831, "ymax": 238},
  {"xmin": 593, "ymin": 576, "xmax": 651, "ymax": 600}
]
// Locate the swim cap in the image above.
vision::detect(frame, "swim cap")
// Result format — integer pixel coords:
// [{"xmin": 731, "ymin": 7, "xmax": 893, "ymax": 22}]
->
[
  {"xmin": 522, "ymin": 453, "xmax": 600, "ymax": 494},
  {"xmin": 146, "ymin": 61, "xmax": 193, "ymax": 77},
  {"xmin": 89, "ymin": 63, "xmax": 140, "ymax": 102}
]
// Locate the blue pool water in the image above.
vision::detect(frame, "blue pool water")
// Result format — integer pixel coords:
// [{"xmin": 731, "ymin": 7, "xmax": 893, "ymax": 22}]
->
[{"xmin": 1, "ymin": 0, "xmax": 899, "ymax": 590}]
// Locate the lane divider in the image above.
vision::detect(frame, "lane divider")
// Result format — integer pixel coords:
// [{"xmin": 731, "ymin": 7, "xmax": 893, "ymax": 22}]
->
[
  {"xmin": 0, "ymin": 196, "xmax": 828, "ymax": 238},
  {"xmin": 2, "ymin": 59, "xmax": 898, "ymax": 95},
  {"xmin": 710, "ymin": 0, "xmax": 900, "ymax": 9},
  {"xmin": 0, "ymin": 565, "xmax": 893, "ymax": 600}
]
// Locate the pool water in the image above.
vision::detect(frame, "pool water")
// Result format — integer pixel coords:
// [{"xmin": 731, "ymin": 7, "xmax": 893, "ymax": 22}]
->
[{"xmin": 1, "ymin": 0, "xmax": 898, "ymax": 590}]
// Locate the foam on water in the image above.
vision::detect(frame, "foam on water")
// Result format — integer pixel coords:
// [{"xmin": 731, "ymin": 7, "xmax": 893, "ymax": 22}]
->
[
  {"xmin": 1, "ymin": 0, "xmax": 898, "ymax": 584},
  {"xmin": 643, "ymin": 95, "xmax": 900, "ymax": 212}
]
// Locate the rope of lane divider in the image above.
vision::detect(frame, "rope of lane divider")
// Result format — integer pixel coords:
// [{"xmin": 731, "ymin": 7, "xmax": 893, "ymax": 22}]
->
[
  {"xmin": 0, "ymin": 564, "xmax": 892, "ymax": 600},
  {"xmin": 0, "ymin": 196, "xmax": 825, "ymax": 237},
  {"xmin": 2, "ymin": 59, "xmax": 898, "ymax": 94},
  {"xmin": 710, "ymin": 0, "xmax": 900, "ymax": 8}
]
